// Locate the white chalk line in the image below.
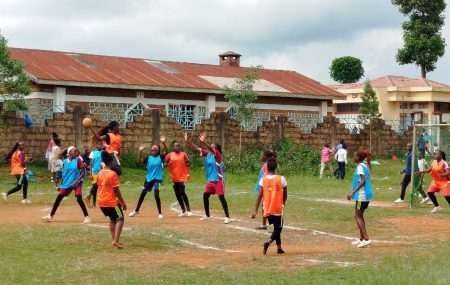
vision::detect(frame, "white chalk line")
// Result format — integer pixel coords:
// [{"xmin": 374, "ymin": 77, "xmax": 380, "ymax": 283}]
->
[
  {"xmin": 169, "ymin": 202, "xmax": 397, "ymax": 244},
  {"xmin": 299, "ymin": 258, "xmax": 361, "ymax": 267},
  {"xmin": 85, "ymin": 222, "xmax": 239, "ymax": 253}
]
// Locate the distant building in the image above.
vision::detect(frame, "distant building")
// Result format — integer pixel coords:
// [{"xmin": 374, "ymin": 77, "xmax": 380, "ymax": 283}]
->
[
  {"xmin": 9, "ymin": 48, "xmax": 343, "ymax": 131},
  {"xmin": 329, "ymin": 76, "xmax": 450, "ymax": 132}
]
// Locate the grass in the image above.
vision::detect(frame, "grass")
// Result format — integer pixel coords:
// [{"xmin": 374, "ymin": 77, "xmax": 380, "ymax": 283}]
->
[{"xmin": 1, "ymin": 159, "xmax": 450, "ymax": 285}]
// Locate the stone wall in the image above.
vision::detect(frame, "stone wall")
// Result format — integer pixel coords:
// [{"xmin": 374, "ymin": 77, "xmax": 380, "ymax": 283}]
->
[{"xmin": 0, "ymin": 109, "xmax": 412, "ymax": 161}]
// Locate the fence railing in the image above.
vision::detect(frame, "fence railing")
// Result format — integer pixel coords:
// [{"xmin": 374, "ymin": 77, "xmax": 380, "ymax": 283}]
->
[
  {"xmin": 17, "ymin": 100, "xmax": 68, "ymax": 127},
  {"xmin": 287, "ymin": 113, "xmax": 323, "ymax": 133},
  {"xmin": 336, "ymin": 114, "xmax": 415, "ymax": 135}
]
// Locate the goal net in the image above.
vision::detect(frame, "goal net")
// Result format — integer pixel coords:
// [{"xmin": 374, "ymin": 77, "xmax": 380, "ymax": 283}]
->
[{"xmin": 409, "ymin": 124, "xmax": 450, "ymax": 208}]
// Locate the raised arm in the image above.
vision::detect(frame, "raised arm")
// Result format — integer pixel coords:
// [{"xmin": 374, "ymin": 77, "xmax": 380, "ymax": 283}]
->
[
  {"xmin": 199, "ymin": 132, "xmax": 214, "ymax": 153},
  {"xmin": 160, "ymin": 136, "xmax": 169, "ymax": 154},
  {"xmin": 88, "ymin": 127, "xmax": 107, "ymax": 142},
  {"xmin": 184, "ymin": 133, "xmax": 199, "ymax": 151},
  {"xmin": 137, "ymin": 144, "xmax": 146, "ymax": 165}
]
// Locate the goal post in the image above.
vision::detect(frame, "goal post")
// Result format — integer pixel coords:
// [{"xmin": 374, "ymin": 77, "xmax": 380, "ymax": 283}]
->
[{"xmin": 409, "ymin": 123, "xmax": 450, "ymax": 208}]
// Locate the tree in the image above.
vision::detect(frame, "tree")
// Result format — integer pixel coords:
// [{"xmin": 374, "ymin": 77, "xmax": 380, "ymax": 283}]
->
[
  {"xmin": 392, "ymin": 0, "xmax": 446, "ymax": 78},
  {"xmin": 329, "ymin": 56, "xmax": 364, "ymax": 83},
  {"xmin": 224, "ymin": 65, "xmax": 263, "ymax": 157},
  {"xmin": 0, "ymin": 33, "xmax": 31, "ymax": 114},
  {"xmin": 359, "ymin": 81, "xmax": 381, "ymax": 153}
]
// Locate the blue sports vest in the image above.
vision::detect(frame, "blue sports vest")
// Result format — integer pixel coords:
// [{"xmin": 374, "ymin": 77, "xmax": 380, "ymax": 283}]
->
[
  {"xmin": 60, "ymin": 157, "xmax": 81, "ymax": 189},
  {"xmin": 146, "ymin": 155, "xmax": 163, "ymax": 182},
  {"xmin": 91, "ymin": 150, "xmax": 103, "ymax": 175},
  {"xmin": 352, "ymin": 163, "xmax": 373, "ymax": 201}
]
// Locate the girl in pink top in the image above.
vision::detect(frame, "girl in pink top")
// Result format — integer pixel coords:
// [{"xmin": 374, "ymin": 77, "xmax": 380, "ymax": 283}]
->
[{"xmin": 320, "ymin": 143, "xmax": 335, "ymax": 179}]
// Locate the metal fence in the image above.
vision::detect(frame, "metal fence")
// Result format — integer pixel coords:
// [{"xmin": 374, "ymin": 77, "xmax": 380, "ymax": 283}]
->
[
  {"xmin": 336, "ymin": 115, "xmax": 415, "ymax": 135},
  {"xmin": 17, "ymin": 100, "xmax": 67, "ymax": 127},
  {"xmin": 287, "ymin": 113, "xmax": 323, "ymax": 133}
]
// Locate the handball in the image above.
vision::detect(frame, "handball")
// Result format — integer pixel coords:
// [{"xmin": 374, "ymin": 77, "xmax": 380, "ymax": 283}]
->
[{"xmin": 82, "ymin": 117, "xmax": 92, "ymax": 128}]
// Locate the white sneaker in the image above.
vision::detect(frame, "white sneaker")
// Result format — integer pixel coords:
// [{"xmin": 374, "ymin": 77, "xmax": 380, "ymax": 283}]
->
[
  {"xmin": 351, "ymin": 239, "xmax": 362, "ymax": 246},
  {"xmin": 187, "ymin": 211, "xmax": 193, "ymax": 217},
  {"xmin": 83, "ymin": 216, "xmax": 91, "ymax": 223},
  {"xmin": 158, "ymin": 214, "xmax": 164, "ymax": 219},
  {"xmin": 356, "ymin": 240, "xmax": 372, "ymax": 248},
  {"xmin": 394, "ymin": 198, "xmax": 404, "ymax": 203},
  {"xmin": 430, "ymin": 206, "xmax": 442, "ymax": 213},
  {"xmin": 128, "ymin": 211, "xmax": 139, "ymax": 217},
  {"xmin": 2, "ymin": 192, "xmax": 7, "ymax": 202},
  {"xmin": 420, "ymin": 197, "xmax": 430, "ymax": 204},
  {"xmin": 178, "ymin": 212, "xmax": 188, "ymax": 217},
  {"xmin": 199, "ymin": 216, "xmax": 210, "ymax": 221},
  {"xmin": 21, "ymin": 199, "xmax": 32, "ymax": 204},
  {"xmin": 42, "ymin": 214, "xmax": 53, "ymax": 222},
  {"xmin": 223, "ymin": 217, "xmax": 232, "ymax": 224}
]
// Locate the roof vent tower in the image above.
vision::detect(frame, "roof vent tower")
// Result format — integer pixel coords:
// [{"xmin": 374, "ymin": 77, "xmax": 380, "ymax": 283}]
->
[{"xmin": 219, "ymin": 51, "xmax": 241, "ymax": 67}]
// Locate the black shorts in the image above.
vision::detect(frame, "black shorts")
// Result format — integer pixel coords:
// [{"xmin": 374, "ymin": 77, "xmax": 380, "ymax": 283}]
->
[
  {"xmin": 101, "ymin": 205, "xmax": 124, "ymax": 223},
  {"xmin": 143, "ymin": 180, "xmax": 161, "ymax": 192},
  {"xmin": 267, "ymin": 215, "xmax": 283, "ymax": 228},
  {"xmin": 355, "ymin": 201, "xmax": 370, "ymax": 211}
]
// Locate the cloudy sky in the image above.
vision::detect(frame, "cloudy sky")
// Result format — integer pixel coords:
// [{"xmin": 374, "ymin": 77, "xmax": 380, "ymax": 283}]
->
[{"xmin": 1, "ymin": 0, "xmax": 449, "ymax": 84}]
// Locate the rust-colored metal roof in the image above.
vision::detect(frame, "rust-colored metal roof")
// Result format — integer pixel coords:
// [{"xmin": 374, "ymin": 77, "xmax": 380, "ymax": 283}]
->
[
  {"xmin": 10, "ymin": 47, "xmax": 343, "ymax": 98},
  {"xmin": 329, "ymin": 75, "xmax": 450, "ymax": 90}
]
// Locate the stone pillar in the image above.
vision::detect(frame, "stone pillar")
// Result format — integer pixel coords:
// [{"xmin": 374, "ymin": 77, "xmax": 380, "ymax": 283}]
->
[
  {"xmin": 216, "ymin": 112, "xmax": 226, "ymax": 150},
  {"xmin": 152, "ymin": 109, "xmax": 160, "ymax": 145},
  {"xmin": 54, "ymin": 87, "xmax": 66, "ymax": 113},
  {"xmin": 319, "ymin": 101, "xmax": 328, "ymax": 117},
  {"xmin": 276, "ymin": 116, "xmax": 285, "ymax": 141},
  {"xmin": 73, "ymin": 106, "xmax": 84, "ymax": 151},
  {"xmin": 206, "ymin": 95, "xmax": 216, "ymax": 113}
]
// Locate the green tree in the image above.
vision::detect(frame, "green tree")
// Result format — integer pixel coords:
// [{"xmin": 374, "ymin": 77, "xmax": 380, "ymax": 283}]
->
[
  {"xmin": 329, "ymin": 56, "xmax": 364, "ymax": 83},
  {"xmin": 392, "ymin": 0, "xmax": 446, "ymax": 78},
  {"xmin": 0, "ymin": 33, "xmax": 31, "ymax": 114},
  {"xmin": 359, "ymin": 81, "xmax": 381, "ymax": 153},
  {"xmin": 224, "ymin": 65, "xmax": 263, "ymax": 156}
]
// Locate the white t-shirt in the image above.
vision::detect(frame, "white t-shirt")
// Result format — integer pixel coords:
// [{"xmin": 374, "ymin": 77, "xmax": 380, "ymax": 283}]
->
[
  {"xmin": 356, "ymin": 165, "xmax": 366, "ymax": 201},
  {"xmin": 259, "ymin": 175, "xmax": 287, "ymax": 187},
  {"xmin": 335, "ymin": 149, "xmax": 348, "ymax": 163},
  {"xmin": 418, "ymin": 159, "xmax": 427, "ymax": 172}
]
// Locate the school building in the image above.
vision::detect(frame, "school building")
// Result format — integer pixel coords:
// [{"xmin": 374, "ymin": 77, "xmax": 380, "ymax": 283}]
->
[
  {"xmin": 329, "ymin": 76, "xmax": 450, "ymax": 133},
  {"xmin": 8, "ymin": 48, "xmax": 343, "ymax": 131}
]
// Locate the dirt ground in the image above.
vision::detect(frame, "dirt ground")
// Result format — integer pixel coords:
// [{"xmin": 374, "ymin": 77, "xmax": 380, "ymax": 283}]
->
[{"xmin": 0, "ymin": 201, "xmax": 445, "ymax": 271}]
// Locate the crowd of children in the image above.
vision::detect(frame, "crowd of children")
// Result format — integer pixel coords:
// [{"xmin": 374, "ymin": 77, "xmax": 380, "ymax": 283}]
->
[{"xmin": 2, "ymin": 122, "xmax": 449, "ymax": 253}]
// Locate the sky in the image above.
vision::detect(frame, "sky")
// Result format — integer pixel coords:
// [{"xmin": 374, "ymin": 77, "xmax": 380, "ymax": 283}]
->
[{"xmin": 1, "ymin": 0, "xmax": 450, "ymax": 85}]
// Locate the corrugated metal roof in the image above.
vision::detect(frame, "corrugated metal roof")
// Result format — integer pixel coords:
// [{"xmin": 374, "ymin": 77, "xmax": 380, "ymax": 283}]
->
[{"xmin": 10, "ymin": 47, "xmax": 343, "ymax": 98}]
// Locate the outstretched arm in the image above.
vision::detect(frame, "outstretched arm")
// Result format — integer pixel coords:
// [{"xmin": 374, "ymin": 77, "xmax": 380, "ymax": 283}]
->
[
  {"xmin": 89, "ymin": 127, "xmax": 107, "ymax": 142},
  {"xmin": 199, "ymin": 132, "xmax": 214, "ymax": 153},
  {"xmin": 416, "ymin": 167, "xmax": 432, "ymax": 175}
]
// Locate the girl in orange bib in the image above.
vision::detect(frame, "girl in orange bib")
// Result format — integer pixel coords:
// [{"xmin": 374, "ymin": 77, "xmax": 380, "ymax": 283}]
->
[
  {"xmin": 2, "ymin": 141, "xmax": 32, "ymax": 204},
  {"xmin": 252, "ymin": 158, "xmax": 288, "ymax": 255},
  {"xmin": 90, "ymin": 121, "xmax": 123, "ymax": 176},
  {"xmin": 416, "ymin": 150, "xmax": 450, "ymax": 213}
]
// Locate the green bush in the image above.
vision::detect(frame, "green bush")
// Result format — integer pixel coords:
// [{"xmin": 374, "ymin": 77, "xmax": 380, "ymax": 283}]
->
[{"xmin": 122, "ymin": 139, "xmax": 324, "ymax": 176}]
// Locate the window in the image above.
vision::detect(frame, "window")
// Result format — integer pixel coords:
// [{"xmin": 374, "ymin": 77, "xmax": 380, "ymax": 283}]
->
[
  {"xmin": 167, "ymin": 104, "xmax": 208, "ymax": 130},
  {"xmin": 336, "ymin": 103, "xmax": 360, "ymax": 113},
  {"xmin": 435, "ymin": 102, "xmax": 450, "ymax": 112}
]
